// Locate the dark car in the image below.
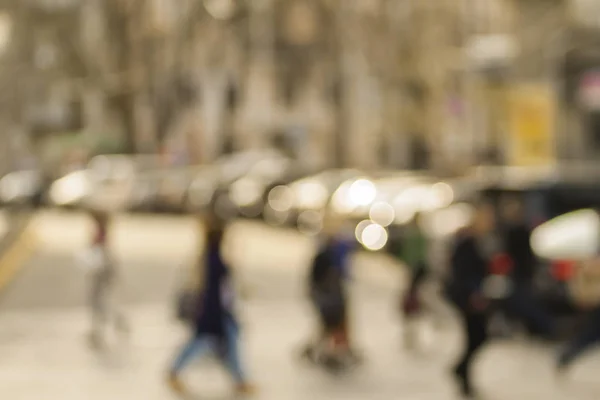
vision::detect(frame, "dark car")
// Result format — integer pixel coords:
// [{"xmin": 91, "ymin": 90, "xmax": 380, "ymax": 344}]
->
[
  {"xmin": 185, "ymin": 149, "xmax": 292, "ymax": 218},
  {"xmin": 475, "ymin": 165, "xmax": 600, "ymax": 320},
  {"xmin": 230, "ymin": 156, "xmax": 313, "ymax": 220}
]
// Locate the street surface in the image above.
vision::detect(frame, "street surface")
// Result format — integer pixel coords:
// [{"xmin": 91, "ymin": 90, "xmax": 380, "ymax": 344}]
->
[{"xmin": 0, "ymin": 210, "xmax": 598, "ymax": 399}]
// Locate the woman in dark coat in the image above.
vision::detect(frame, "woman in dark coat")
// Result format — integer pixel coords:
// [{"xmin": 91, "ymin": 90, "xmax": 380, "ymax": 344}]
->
[
  {"xmin": 168, "ymin": 216, "xmax": 255, "ymax": 396},
  {"xmin": 302, "ymin": 228, "xmax": 362, "ymax": 369},
  {"xmin": 446, "ymin": 203, "xmax": 495, "ymax": 398},
  {"xmin": 311, "ymin": 238, "xmax": 347, "ymax": 342}
]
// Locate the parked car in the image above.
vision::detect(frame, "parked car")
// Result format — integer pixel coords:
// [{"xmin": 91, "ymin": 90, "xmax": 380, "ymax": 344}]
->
[
  {"xmin": 230, "ymin": 155, "xmax": 313, "ymax": 220},
  {"xmin": 185, "ymin": 149, "xmax": 292, "ymax": 218},
  {"xmin": 154, "ymin": 166, "xmax": 200, "ymax": 213},
  {"xmin": 473, "ymin": 164, "xmax": 600, "ymax": 321},
  {"xmin": 265, "ymin": 168, "xmax": 367, "ymax": 233},
  {"xmin": 0, "ymin": 169, "xmax": 42, "ymax": 207}
]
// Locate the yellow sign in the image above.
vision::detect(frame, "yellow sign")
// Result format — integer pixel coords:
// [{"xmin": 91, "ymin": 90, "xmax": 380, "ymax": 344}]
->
[{"xmin": 508, "ymin": 85, "xmax": 556, "ymax": 166}]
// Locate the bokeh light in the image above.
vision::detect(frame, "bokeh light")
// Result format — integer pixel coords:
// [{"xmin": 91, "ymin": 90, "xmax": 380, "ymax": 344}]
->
[
  {"xmin": 360, "ymin": 222, "xmax": 388, "ymax": 251},
  {"xmin": 268, "ymin": 185, "xmax": 294, "ymax": 212},
  {"xmin": 369, "ymin": 201, "xmax": 395, "ymax": 227}
]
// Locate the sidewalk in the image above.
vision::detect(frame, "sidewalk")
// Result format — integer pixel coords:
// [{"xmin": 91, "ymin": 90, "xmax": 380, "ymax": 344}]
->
[{"xmin": 0, "ymin": 211, "xmax": 599, "ymax": 399}]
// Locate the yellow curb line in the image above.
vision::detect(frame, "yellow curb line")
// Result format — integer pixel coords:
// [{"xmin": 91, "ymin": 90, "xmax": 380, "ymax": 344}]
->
[{"xmin": 0, "ymin": 222, "xmax": 37, "ymax": 292}]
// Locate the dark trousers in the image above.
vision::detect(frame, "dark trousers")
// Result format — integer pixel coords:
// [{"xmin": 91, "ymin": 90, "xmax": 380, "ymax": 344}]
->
[
  {"xmin": 455, "ymin": 311, "xmax": 489, "ymax": 383},
  {"xmin": 559, "ymin": 306, "xmax": 600, "ymax": 368}
]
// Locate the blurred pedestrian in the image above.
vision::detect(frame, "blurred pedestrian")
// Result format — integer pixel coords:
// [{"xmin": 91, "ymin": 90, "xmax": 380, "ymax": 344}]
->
[
  {"xmin": 167, "ymin": 213, "xmax": 255, "ymax": 396},
  {"xmin": 501, "ymin": 198, "xmax": 555, "ymax": 339},
  {"xmin": 558, "ymin": 306, "xmax": 600, "ymax": 372},
  {"xmin": 301, "ymin": 216, "xmax": 360, "ymax": 370},
  {"xmin": 445, "ymin": 202, "xmax": 496, "ymax": 398},
  {"xmin": 396, "ymin": 213, "xmax": 430, "ymax": 349},
  {"xmin": 86, "ymin": 210, "xmax": 128, "ymax": 349},
  {"xmin": 558, "ymin": 257, "xmax": 600, "ymax": 372}
]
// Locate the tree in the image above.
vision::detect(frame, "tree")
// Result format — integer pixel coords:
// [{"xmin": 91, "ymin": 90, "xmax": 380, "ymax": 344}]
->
[{"xmin": 1, "ymin": 0, "xmax": 251, "ymax": 156}]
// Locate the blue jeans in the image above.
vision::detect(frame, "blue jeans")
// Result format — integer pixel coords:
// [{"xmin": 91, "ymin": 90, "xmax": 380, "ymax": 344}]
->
[
  {"xmin": 171, "ymin": 319, "xmax": 246, "ymax": 383},
  {"xmin": 559, "ymin": 306, "xmax": 600, "ymax": 368}
]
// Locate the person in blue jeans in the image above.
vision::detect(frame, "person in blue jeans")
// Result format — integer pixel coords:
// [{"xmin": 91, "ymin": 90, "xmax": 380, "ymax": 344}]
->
[{"xmin": 168, "ymin": 215, "xmax": 255, "ymax": 396}]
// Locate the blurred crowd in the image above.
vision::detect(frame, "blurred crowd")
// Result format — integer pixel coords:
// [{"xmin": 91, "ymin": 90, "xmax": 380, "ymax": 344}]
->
[{"xmin": 69, "ymin": 155, "xmax": 600, "ymax": 399}]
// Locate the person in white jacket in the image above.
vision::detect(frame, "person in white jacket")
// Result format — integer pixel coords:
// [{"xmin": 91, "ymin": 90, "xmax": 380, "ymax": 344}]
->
[{"xmin": 86, "ymin": 210, "xmax": 128, "ymax": 349}]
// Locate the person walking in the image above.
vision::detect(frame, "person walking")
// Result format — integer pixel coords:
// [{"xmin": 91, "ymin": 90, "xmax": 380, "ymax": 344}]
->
[
  {"xmin": 301, "ymin": 215, "xmax": 361, "ymax": 371},
  {"xmin": 302, "ymin": 234, "xmax": 355, "ymax": 371},
  {"xmin": 558, "ymin": 306, "xmax": 600, "ymax": 372},
  {"xmin": 501, "ymin": 198, "xmax": 555, "ymax": 339},
  {"xmin": 396, "ymin": 214, "xmax": 430, "ymax": 348},
  {"xmin": 86, "ymin": 210, "xmax": 128, "ymax": 349},
  {"xmin": 167, "ymin": 214, "xmax": 255, "ymax": 396},
  {"xmin": 558, "ymin": 256, "xmax": 600, "ymax": 372},
  {"xmin": 445, "ymin": 202, "xmax": 496, "ymax": 398}
]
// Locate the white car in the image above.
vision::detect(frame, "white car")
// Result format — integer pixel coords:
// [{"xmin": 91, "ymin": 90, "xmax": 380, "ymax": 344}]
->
[
  {"xmin": 265, "ymin": 169, "xmax": 366, "ymax": 233},
  {"xmin": 0, "ymin": 170, "xmax": 42, "ymax": 205}
]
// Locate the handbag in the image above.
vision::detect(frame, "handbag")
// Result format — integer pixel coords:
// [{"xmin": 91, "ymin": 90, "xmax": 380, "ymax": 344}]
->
[{"xmin": 176, "ymin": 289, "xmax": 202, "ymax": 323}]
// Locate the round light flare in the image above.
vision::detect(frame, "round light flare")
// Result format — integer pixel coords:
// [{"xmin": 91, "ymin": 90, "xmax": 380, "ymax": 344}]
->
[
  {"xmin": 423, "ymin": 182, "xmax": 455, "ymax": 211},
  {"xmin": 268, "ymin": 185, "xmax": 293, "ymax": 212},
  {"xmin": 330, "ymin": 181, "xmax": 354, "ymax": 214},
  {"xmin": 369, "ymin": 201, "xmax": 395, "ymax": 227},
  {"xmin": 360, "ymin": 223, "xmax": 388, "ymax": 251},
  {"xmin": 293, "ymin": 181, "xmax": 328, "ymax": 210},
  {"xmin": 229, "ymin": 177, "xmax": 262, "ymax": 208},
  {"xmin": 354, "ymin": 219, "xmax": 373, "ymax": 243},
  {"xmin": 348, "ymin": 179, "xmax": 377, "ymax": 207}
]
